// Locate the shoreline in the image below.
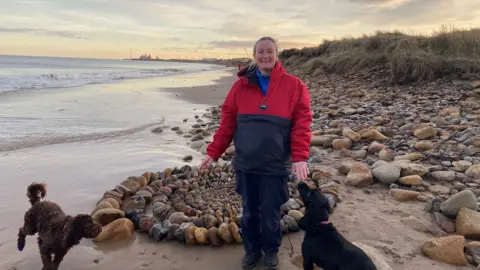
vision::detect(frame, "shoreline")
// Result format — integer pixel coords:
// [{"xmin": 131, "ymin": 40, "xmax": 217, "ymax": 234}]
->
[{"xmin": 162, "ymin": 68, "xmax": 237, "ymax": 106}]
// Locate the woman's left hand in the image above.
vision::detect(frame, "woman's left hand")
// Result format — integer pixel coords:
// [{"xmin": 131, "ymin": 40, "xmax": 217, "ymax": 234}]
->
[{"xmin": 292, "ymin": 161, "xmax": 309, "ymax": 181}]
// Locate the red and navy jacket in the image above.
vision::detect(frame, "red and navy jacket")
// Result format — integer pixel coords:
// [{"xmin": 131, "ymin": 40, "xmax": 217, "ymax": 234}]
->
[{"xmin": 206, "ymin": 61, "xmax": 312, "ymax": 176}]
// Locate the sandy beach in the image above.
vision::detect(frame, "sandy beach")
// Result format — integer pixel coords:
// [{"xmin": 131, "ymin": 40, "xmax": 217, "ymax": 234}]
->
[{"xmin": 1, "ymin": 63, "xmax": 476, "ymax": 270}]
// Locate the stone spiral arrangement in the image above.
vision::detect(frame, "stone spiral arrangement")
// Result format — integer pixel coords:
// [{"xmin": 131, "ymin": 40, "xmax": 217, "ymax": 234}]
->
[{"xmin": 90, "ymin": 163, "xmax": 340, "ymax": 247}]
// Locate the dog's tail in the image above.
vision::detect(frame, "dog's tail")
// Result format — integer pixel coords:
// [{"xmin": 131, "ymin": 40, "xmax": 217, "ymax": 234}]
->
[{"xmin": 27, "ymin": 182, "xmax": 47, "ymax": 205}]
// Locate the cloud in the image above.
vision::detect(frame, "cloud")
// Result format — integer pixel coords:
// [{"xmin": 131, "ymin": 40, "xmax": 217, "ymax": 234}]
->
[
  {"xmin": 0, "ymin": 0, "xmax": 479, "ymax": 59},
  {"xmin": 208, "ymin": 39, "xmax": 317, "ymax": 51},
  {"xmin": 0, "ymin": 27, "xmax": 90, "ymax": 40}
]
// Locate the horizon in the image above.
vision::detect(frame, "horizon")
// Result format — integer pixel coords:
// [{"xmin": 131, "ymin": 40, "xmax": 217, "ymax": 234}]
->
[{"xmin": 1, "ymin": 0, "xmax": 479, "ymax": 60}]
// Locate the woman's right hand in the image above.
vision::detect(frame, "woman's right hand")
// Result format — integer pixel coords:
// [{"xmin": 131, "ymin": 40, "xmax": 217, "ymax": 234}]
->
[{"xmin": 199, "ymin": 155, "xmax": 214, "ymax": 170}]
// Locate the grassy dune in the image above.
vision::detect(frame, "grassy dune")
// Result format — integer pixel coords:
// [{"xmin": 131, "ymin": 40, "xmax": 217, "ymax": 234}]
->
[{"xmin": 279, "ymin": 26, "xmax": 480, "ymax": 84}]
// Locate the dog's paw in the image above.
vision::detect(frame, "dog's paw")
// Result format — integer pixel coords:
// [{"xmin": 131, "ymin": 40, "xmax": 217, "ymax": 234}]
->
[{"xmin": 17, "ymin": 240, "xmax": 25, "ymax": 251}]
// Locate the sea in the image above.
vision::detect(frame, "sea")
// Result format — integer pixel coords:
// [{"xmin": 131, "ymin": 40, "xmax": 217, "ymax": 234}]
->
[
  {"xmin": 0, "ymin": 55, "xmax": 224, "ymax": 152},
  {"xmin": 0, "ymin": 55, "xmax": 221, "ymax": 94}
]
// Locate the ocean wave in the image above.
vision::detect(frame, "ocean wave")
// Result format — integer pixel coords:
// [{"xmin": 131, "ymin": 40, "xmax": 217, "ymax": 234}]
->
[
  {"xmin": 0, "ymin": 65, "xmax": 222, "ymax": 94},
  {"xmin": 0, "ymin": 119, "xmax": 165, "ymax": 152}
]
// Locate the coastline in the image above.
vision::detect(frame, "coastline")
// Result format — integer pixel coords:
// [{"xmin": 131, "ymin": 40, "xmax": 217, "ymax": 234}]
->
[{"xmin": 162, "ymin": 68, "xmax": 237, "ymax": 106}]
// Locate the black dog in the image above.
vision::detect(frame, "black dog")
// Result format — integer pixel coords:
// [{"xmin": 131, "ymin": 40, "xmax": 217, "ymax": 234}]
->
[{"xmin": 297, "ymin": 181, "xmax": 377, "ymax": 270}]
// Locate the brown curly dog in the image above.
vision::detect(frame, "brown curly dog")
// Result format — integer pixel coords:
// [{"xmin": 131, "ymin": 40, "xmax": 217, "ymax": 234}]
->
[{"xmin": 17, "ymin": 182, "xmax": 102, "ymax": 270}]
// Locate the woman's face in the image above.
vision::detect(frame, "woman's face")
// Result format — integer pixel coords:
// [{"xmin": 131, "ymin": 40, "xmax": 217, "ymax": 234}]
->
[{"xmin": 254, "ymin": 40, "xmax": 277, "ymax": 71}]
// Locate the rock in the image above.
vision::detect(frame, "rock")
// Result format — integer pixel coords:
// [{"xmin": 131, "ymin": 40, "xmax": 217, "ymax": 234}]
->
[
  {"xmin": 389, "ymin": 189, "xmax": 420, "ymax": 201},
  {"xmin": 371, "ymin": 160, "xmax": 388, "ymax": 170},
  {"xmin": 452, "ymin": 160, "xmax": 472, "ymax": 172},
  {"xmin": 182, "ymin": 155, "xmax": 193, "ymax": 162},
  {"xmin": 190, "ymin": 140, "xmax": 206, "ymax": 150},
  {"xmin": 149, "ymin": 222, "xmax": 169, "ymax": 241},
  {"xmin": 368, "ymin": 141, "xmax": 386, "ymax": 153},
  {"xmin": 426, "ymin": 197, "xmax": 443, "ymax": 213},
  {"xmin": 457, "ymin": 208, "xmax": 480, "ymax": 240},
  {"xmin": 218, "ymin": 223, "xmax": 233, "ymax": 243},
  {"xmin": 174, "ymin": 222, "xmax": 193, "ymax": 242},
  {"xmin": 169, "ymin": 212, "xmax": 189, "ymax": 225},
  {"xmin": 406, "ymin": 153, "xmax": 423, "ymax": 161},
  {"xmin": 338, "ymin": 162, "xmax": 353, "ymax": 175},
  {"xmin": 204, "ymin": 214, "xmax": 218, "ymax": 229},
  {"xmin": 399, "ymin": 175, "xmax": 423, "ymax": 186},
  {"xmin": 397, "ymin": 162, "xmax": 429, "ymax": 177},
  {"xmin": 466, "ymin": 241, "xmax": 480, "ymax": 266},
  {"xmin": 225, "ymin": 145, "xmax": 235, "ymax": 155},
  {"xmin": 92, "ymin": 208, "xmax": 125, "ymax": 226},
  {"xmin": 91, "ymin": 200, "xmax": 114, "ymax": 216},
  {"xmin": 185, "ymin": 225, "xmax": 198, "ymax": 245},
  {"xmin": 288, "ymin": 210, "xmax": 304, "ymax": 222},
  {"xmin": 122, "ymin": 195, "xmax": 146, "ymax": 213},
  {"xmin": 466, "ymin": 165, "xmax": 480, "ymax": 178},
  {"xmin": 136, "ymin": 176, "xmax": 148, "ymax": 187},
  {"xmin": 139, "ymin": 217, "xmax": 154, "ymax": 232},
  {"xmin": 372, "ymin": 163, "xmax": 401, "ymax": 184},
  {"xmin": 311, "ymin": 135, "xmax": 336, "ymax": 147},
  {"xmin": 283, "ymin": 215, "xmax": 300, "ymax": 232},
  {"xmin": 345, "ymin": 162, "xmax": 374, "ymax": 187},
  {"xmin": 433, "ymin": 212, "xmax": 456, "ymax": 234},
  {"xmin": 421, "ymin": 235, "xmax": 468, "ymax": 266},
  {"xmin": 280, "ymin": 219, "xmax": 289, "ymax": 234},
  {"xmin": 332, "ymin": 138, "xmax": 352, "ymax": 150},
  {"xmin": 228, "ymin": 222, "xmax": 242, "ymax": 243},
  {"xmin": 440, "ymin": 189, "xmax": 478, "ymax": 218},
  {"xmin": 352, "ymin": 242, "xmax": 394, "ymax": 270},
  {"xmin": 151, "ymin": 127, "xmax": 164, "ymax": 133},
  {"xmin": 371, "ymin": 130, "xmax": 389, "ymax": 141},
  {"xmin": 431, "ymin": 171, "xmax": 456, "ymax": 182},
  {"xmin": 378, "ymin": 148, "xmax": 395, "ymax": 161},
  {"xmin": 94, "ymin": 218, "xmax": 135, "ymax": 243},
  {"xmin": 98, "ymin": 198, "xmax": 120, "ymax": 209},
  {"xmin": 359, "ymin": 129, "xmax": 375, "ymax": 139},
  {"xmin": 194, "ymin": 227, "xmax": 209, "ymax": 245},
  {"xmin": 342, "ymin": 128, "xmax": 361, "ymax": 142},
  {"xmin": 284, "ymin": 198, "xmax": 301, "ymax": 211},
  {"xmin": 167, "ymin": 224, "xmax": 180, "ymax": 241},
  {"xmin": 415, "ymin": 141, "xmax": 435, "ymax": 151},
  {"xmin": 119, "ymin": 178, "xmax": 141, "ymax": 194},
  {"xmin": 414, "ymin": 126, "xmax": 436, "ymax": 139},
  {"xmin": 207, "ymin": 227, "xmax": 224, "ymax": 247},
  {"xmin": 428, "ymin": 185, "xmax": 451, "ymax": 195},
  {"xmin": 400, "ymin": 216, "xmax": 446, "ymax": 237},
  {"xmin": 351, "ymin": 149, "xmax": 367, "ymax": 160}
]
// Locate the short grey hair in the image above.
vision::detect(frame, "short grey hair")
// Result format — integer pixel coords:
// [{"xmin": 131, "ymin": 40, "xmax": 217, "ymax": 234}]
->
[{"xmin": 248, "ymin": 36, "xmax": 279, "ymax": 70}]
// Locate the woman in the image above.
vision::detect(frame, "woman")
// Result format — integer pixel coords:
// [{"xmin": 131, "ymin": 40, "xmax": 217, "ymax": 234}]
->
[{"xmin": 199, "ymin": 36, "xmax": 312, "ymax": 269}]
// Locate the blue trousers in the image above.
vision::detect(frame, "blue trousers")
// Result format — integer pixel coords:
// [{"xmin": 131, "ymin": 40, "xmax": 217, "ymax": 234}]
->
[{"xmin": 235, "ymin": 170, "xmax": 290, "ymax": 254}]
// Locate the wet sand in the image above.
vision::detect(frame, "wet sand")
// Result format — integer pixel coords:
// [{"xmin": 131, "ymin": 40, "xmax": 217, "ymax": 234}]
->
[{"xmin": 1, "ymin": 67, "xmax": 472, "ymax": 270}]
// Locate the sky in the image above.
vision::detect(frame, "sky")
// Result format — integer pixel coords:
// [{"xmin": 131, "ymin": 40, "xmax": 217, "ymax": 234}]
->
[{"xmin": 0, "ymin": 0, "xmax": 479, "ymax": 59}]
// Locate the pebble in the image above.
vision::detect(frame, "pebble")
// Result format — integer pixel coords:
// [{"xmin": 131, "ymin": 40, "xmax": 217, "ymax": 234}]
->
[
  {"xmin": 372, "ymin": 163, "xmax": 401, "ymax": 184},
  {"xmin": 421, "ymin": 235, "xmax": 469, "ymax": 266},
  {"xmin": 345, "ymin": 162, "xmax": 373, "ymax": 187},
  {"xmin": 456, "ymin": 208, "xmax": 480, "ymax": 239},
  {"xmin": 440, "ymin": 189, "xmax": 478, "ymax": 218}
]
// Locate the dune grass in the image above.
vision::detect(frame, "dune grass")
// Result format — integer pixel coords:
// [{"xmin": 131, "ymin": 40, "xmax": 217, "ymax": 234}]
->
[{"xmin": 279, "ymin": 25, "xmax": 480, "ymax": 83}]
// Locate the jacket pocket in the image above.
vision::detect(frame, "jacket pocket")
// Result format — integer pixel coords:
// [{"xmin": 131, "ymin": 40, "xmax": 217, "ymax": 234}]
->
[{"xmin": 234, "ymin": 119, "xmax": 289, "ymax": 170}]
